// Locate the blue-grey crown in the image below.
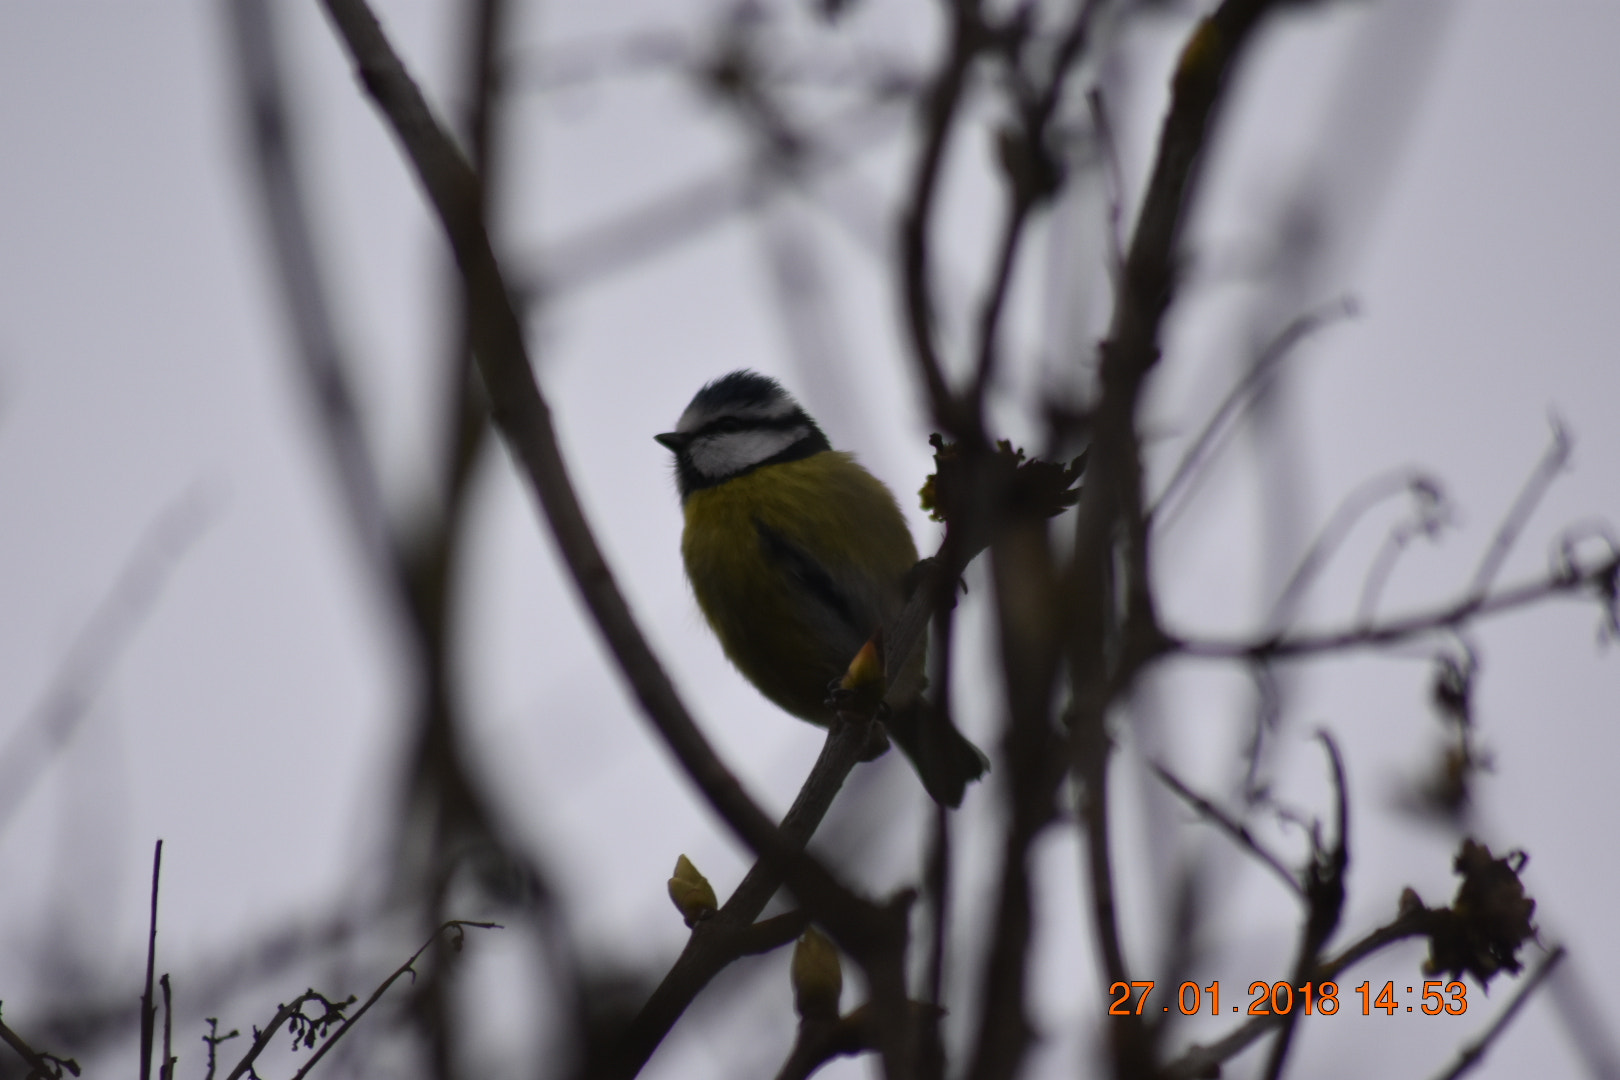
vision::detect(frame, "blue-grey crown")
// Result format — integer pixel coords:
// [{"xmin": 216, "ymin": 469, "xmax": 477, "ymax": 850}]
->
[
  {"xmin": 657, "ymin": 370, "xmax": 832, "ymax": 498},
  {"xmin": 688, "ymin": 370, "xmax": 790, "ymax": 417}
]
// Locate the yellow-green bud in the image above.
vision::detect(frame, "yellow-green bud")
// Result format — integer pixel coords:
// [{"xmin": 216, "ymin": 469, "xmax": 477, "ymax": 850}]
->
[
  {"xmin": 840, "ymin": 637, "xmax": 885, "ymax": 695},
  {"xmin": 791, "ymin": 926, "xmax": 842, "ymax": 1021},
  {"xmin": 667, "ymin": 854, "xmax": 717, "ymax": 927}
]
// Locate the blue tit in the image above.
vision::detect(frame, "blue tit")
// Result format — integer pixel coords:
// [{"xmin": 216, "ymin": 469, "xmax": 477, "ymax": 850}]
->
[{"xmin": 656, "ymin": 371, "xmax": 987, "ymax": 807}]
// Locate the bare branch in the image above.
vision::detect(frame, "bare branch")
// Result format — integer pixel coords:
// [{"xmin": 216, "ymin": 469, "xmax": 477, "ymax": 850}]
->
[
  {"xmin": 968, "ymin": 0, "xmax": 1102, "ymax": 409},
  {"xmin": 1465, "ymin": 416, "xmax": 1572, "ymax": 600},
  {"xmin": 524, "ymin": 97, "xmax": 909, "ymax": 298},
  {"xmin": 0, "ymin": 1013, "xmax": 79, "ymax": 1080},
  {"xmin": 316, "ymin": 0, "xmax": 884, "ymax": 947},
  {"xmin": 218, "ymin": 991, "xmax": 353, "ymax": 1080},
  {"xmin": 1149, "ymin": 297, "xmax": 1357, "ymax": 531},
  {"xmin": 139, "ymin": 840, "xmax": 162, "ymax": 1080},
  {"xmin": 1356, "ymin": 478, "xmax": 1455, "ymax": 626},
  {"xmin": 1150, "ymin": 761, "xmax": 1303, "ymax": 898},
  {"xmin": 288, "ymin": 921, "xmax": 501, "ymax": 1080},
  {"xmin": 0, "ymin": 489, "xmax": 215, "ymax": 836},
  {"xmin": 1265, "ymin": 468, "xmax": 1444, "ymax": 636},
  {"xmin": 226, "ymin": 0, "xmax": 396, "ymax": 581},
  {"xmin": 158, "ymin": 976, "xmax": 174, "ymax": 1080},
  {"xmin": 1258, "ymin": 733, "xmax": 1348, "ymax": 1080},
  {"xmin": 613, "ymin": 715, "xmax": 877, "ymax": 1079},
  {"xmin": 898, "ymin": 0, "xmax": 984, "ymax": 434},
  {"xmin": 1175, "ymin": 550, "xmax": 1620, "ymax": 660},
  {"xmin": 1430, "ymin": 945, "xmax": 1566, "ymax": 1080},
  {"xmin": 1163, "ymin": 902, "xmax": 1431, "ymax": 1080}
]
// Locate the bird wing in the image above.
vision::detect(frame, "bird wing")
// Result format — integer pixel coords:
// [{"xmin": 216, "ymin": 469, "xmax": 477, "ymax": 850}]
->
[{"xmin": 752, "ymin": 518, "xmax": 872, "ymax": 654}]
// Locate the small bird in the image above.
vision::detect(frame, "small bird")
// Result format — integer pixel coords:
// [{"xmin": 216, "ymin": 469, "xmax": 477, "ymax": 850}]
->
[{"xmin": 656, "ymin": 371, "xmax": 987, "ymax": 806}]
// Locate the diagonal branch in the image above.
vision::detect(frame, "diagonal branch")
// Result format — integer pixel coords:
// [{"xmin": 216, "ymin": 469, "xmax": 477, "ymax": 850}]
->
[
  {"xmin": 1148, "ymin": 297, "xmax": 1357, "ymax": 531},
  {"xmin": 1150, "ymin": 761, "xmax": 1303, "ymax": 898},
  {"xmin": 1464, "ymin": 417, "xmax": 1571, "ymax": 600},
  {"xmin": 1430, "ymin": 945, "xmax": 1566, "ymax": 1080},
  {"xmin": 0, "ymin": 1013, "xmax": 79, "ymax": 1080},
  {"xmin": 0, "ymin": 489, "xmax": 214, "ymax": 837},
  {"xmin": 612, "ymin": 715, "xmax": 874, "ymax": 1079},
  {"xmin": 312, "ymin": 4, "xmax": 909, "ymax": 1067}
]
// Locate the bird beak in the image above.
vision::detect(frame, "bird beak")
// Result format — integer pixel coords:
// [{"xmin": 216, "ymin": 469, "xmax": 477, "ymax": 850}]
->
[{"xmin": 655, "ymin": 432, "xmax": 688, "ymax": 452}]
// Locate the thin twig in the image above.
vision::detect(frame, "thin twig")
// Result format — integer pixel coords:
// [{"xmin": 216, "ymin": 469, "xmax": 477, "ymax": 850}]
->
[
  {"xmin": 1258, "ymin": 733, "xmax": 1348, "ymax": 1080},
  {"xmin": 0, "ymin": 490, "xmax": 216, "ymax": 836},
  {"xmin": 968, "ymin": 190, "xmax": 1033, "ymax": 408},
  {"xmin": 1465, "ymin": 417, "xmax": 1571, "ymax": 601},
  {"xmin": 139, "ymin": 840, "xmax": 162, "ymax": 1080},
  {"xmin": 525, "ymin": 95, "xmax": 909, "ymax": 298},
  {"xmin": 1175, "ymin": 551, "xmax": 1620, "ymax": 660},
  {"xmin": 898, "ymin": 0, "xmax": 984, "ymax": 435},
  {"xmin": 1265, "ymin": 468, "xmax": 1442, "ymax": 635},
  {"xmin": 1163, "ymin": 902, "xmax": 1432, "ymax": 1080},
  {"xmin": 1545, "ymin": 953, "xmax": 1620, "ymax": 1078},
  {"xmin": 202, "ymin": 1019, "xmax": 237, "ymax": 1080},
  {"xmin": 158, "ymin": 975, "xmax": 174, "ymax": 1080},
  {"xmin": 289, "ymin": 921, "xmax": 501, "ymax": 1080},
  {"xmin": 917, "ymin": 805, "xmax": 951, "ymax": 1080},
  {"xmin": 1149, "ymin": 297, "xmax": 1357, "ymax": 530},
  {"xmin": 226, "ymin": 0, "xmax": 397, "ymax": 582},
  {"xmin": 0, "ymin": 1012, "xmax": 79, "ymax": 1079},
  {"xmin": 970, "ymin": 0, "xmax": 1104, "ymax": 409},
  {"xmin": 1085, "ymin": 86, "xmax": 1127, "ymax": 275},
  {"xmin": 219, "ymin": 992, "xmax": 347, "ymax": 1080},
  {"xmin": 1430, "ymin": 945, "xmax": 1566, "ymax": 1080},
  {"xmin": 1355, "ymin": 480, "xmax": 1453, "ymax": 626},
  {"xmin": 1150, "ymin": 761, "xmax": 1302, "ymax": 897}
]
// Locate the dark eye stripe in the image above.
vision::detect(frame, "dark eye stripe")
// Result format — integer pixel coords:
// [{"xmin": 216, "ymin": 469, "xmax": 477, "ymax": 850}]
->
[{"xmin": 694, "ymin": 412, "xmax": 808, "ymax": 438}]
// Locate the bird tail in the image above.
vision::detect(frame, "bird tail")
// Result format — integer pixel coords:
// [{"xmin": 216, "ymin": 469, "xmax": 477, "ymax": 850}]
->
[{"xmin": 883, "ymin": 699, "xmax": 989, "ymax": 808}]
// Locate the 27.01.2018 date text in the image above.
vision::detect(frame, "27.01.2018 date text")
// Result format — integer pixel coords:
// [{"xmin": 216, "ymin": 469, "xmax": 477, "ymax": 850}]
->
[{"xmin": 1108, "ymin": 980, "xmax": 1469, "ymax": 1017}]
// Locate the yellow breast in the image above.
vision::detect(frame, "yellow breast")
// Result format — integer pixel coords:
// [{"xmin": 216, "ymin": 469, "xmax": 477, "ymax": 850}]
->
[{"xmin": 681, "ymin": 451, "xmax": 920, "ymax": 723}]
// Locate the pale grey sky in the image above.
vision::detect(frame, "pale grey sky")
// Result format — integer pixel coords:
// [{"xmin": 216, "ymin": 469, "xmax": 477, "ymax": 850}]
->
[{"xmin": 0, "ymin": 2, "xmax": 1615, "ymax": 1078}]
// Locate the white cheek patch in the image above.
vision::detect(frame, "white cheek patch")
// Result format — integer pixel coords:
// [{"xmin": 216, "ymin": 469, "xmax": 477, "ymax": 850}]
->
[{"xmin": 689, "ymin": 426, "xmax": 807, "ymax": 479}]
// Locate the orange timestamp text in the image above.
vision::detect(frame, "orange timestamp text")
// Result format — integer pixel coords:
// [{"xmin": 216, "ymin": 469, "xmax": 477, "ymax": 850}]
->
[{"xmin": 1107, "ymin": 980, "xmax": 1469, "ymax": 1017}]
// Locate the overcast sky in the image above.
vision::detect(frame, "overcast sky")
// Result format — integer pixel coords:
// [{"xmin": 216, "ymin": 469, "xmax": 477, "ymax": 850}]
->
[{"xmin": 0, "ymin": 2, "xmax": 1616, "ymax": 1078}]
